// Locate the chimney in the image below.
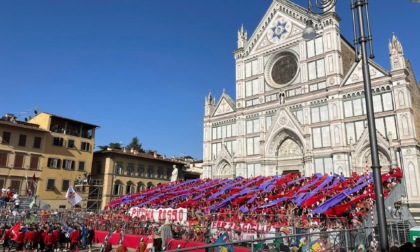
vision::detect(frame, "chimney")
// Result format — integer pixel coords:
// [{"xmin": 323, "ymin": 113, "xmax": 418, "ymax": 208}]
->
[
  {"xmin": 123, "ymin": 148, "xmax": 127, "ymax": 153},
  {"xmin": 153, "ymin": 151, "xmax": 157, "ymax": 158},
  {"xmin": 130, "ymin": 148, "xmax": 134, "ymax": 153},
  {"xmin": 163, "ymin": 155, "xmax": 166, "ymax": 159}
]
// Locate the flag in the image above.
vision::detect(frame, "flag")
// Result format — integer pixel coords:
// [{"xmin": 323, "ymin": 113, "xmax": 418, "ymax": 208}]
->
[
  {"xmin": 65, "ymin": 185, "xmax": 82, "ymax": 206},
  {"xmin": 10, "ymin": 221, "xmax": 21, "ymax": 241},
  {"xmin": 213, "ymin": 233, "xmax": 233, "ymax": 252},
  {"xmin": 32, "ymin": 173, "xmax": 37, "ymax": 183}
]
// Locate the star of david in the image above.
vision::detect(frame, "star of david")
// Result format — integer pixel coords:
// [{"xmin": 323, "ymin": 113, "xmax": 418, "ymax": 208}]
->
[
  {"xmin": 271, "ymin": 21, "xmax": 287, "ymax": 40},
  {"xmin": 68, "ymin": 191, "xmax": 76, "ymax": 199}
]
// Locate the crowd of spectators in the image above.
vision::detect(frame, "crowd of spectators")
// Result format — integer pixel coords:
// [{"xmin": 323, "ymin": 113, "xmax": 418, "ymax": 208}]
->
[{"xmin": 0, "ymin": 168, "xmax": 404, "ymax": 252}]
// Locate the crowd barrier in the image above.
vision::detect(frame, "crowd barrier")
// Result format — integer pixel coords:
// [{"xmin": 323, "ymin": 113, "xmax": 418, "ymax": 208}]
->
[{"xmin": 93, "ymin": 231, "xmax": 251, "ymax": 252}]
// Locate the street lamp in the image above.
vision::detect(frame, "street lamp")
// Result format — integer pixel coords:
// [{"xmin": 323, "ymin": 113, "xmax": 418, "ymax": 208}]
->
[{"xmin": 302, "ymin": 0, "xmax": 388, "ymax": 251}]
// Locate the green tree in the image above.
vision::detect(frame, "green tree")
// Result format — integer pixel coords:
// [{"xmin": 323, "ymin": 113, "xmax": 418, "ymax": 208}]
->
[
  {"xmin": 126, "ymin": 136, "xmax": 144, "ymax": 153},
  {"xmin": 98, "ymin": 142, "xmax": 123, "ymax": 151}
]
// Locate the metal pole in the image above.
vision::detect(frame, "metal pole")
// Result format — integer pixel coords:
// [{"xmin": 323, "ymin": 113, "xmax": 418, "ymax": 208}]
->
[{"xmin": 353, "ymin": 0, "xmax": 388, "ymax": 250}]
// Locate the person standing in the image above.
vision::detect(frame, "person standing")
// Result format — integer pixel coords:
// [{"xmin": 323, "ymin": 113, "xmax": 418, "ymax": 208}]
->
[
  {"xmin": 158, "ymin": 220, "xmax": 173, "ymax": 250},
  {"xmin": 69, "ymin": 226, "xmax": 79, "ymax": 252},
  {"xmin": 86, "ymin": 226, "xmax": 94, "ymax": 252}
]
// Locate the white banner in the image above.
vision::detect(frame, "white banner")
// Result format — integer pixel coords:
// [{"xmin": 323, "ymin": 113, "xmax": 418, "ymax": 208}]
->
[
  {"xmin": 129, "ymin": 207, "xmax": 187, "ymax": 224},
  {"xmin": 210, "ymin": 221, "xmax": 292, "ymax": 242}
]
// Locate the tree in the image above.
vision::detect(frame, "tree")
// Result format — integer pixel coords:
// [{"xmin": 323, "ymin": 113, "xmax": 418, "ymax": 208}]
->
[
  {"xmin": 126, "ymin": 137, "xmax": 144, "ymax": 153},
  {"xmin": 98, "ymin": 142, "xmax": 123, "ymax": 151}
]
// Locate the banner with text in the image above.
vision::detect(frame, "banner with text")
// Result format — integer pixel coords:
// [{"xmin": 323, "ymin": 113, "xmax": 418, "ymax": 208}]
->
[
  {"xmin": 129, "ymin": 207, "xmax": 187, "ymax": 224},
  {"xmin": 210, "ymin": 221, "xmax": 293, "ymax": 242}
]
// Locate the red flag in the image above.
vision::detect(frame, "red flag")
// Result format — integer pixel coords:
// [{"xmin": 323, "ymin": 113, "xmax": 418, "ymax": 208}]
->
[
  {"xmin": 10, "ymin": 221, "xmax": 21, "ymax": 241},
  {"xmin": 32, "ymin": 173, "xmax": 37, "ymax": 183}
]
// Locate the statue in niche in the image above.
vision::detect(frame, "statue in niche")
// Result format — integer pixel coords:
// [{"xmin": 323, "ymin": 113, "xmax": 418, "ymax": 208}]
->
[{"xmin": 171, "ymin": 165, "xmax": 178, "ymax": 182}]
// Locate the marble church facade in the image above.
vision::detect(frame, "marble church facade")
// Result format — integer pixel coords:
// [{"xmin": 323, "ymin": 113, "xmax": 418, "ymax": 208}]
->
[{"xmin": 202, "ymin": 0, "xmax": 420, "ymax": 204}]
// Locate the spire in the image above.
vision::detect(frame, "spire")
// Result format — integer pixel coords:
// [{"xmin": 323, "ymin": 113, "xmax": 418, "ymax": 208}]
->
[
  {"xmin": 389, "ymin": 33, "xmax": 405, "ymax": 71},
  {"xmin": 237, "ymin": 24, "xmax": 248, "ymax": 49}
]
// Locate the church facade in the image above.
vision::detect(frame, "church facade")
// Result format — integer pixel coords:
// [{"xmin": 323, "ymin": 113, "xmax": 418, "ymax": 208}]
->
[{"xmin": 203, "ymin": 0, "xmax": 420, "ymax": 204}]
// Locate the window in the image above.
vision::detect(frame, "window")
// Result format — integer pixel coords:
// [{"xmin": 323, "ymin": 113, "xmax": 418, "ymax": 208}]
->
[
  {"xmin": 67, "ymin": 139, "xmax": 75, "ymax": 149},
  {"xmin": 311, "ymin": 105, "xmax": 329, "ymax": 123},
  {"xmin": 95, "ymin": 162, "xmax": 102, "ymax": 174},
  {"xmin": 285, "ymin": 87, "xmax": 302, "ymax": 97},
  {"xmin": 114, "ymin": 163, "xmax": 123, "ymax": 174},
  {"xmin": 247, "ymin": 163, "xmax": 261, "ymax": 178},
  {"xmin": 1, "ymin": 132, "xmax": 11, "ymax": 144},
  {"xmin": 157, "ymin": 168, "xmax": 163, "ymax": 179},
  {"xmin": 137, "ymin": 183, "xmax": 145, "ymax": 192},
  {"xmin": 225, "ymin": 140, "xmax": 237, "ymax": 156},
  {"xmin": 308, "ymin": 59, "xmax": 325, "ymax": 80},
  {"xmin": 29, "ymin": 156, "xmax": 39, "ymax": 169},
  {"xmin": 312, "ymin": 126, "xmax": 331, "ymax": 148},
  {"xmin": 246, "ymin": 136, "xmax": 260, "ymax": 155},
  {"xmin": 127, "ymin": 164, "xmax": 134, "ymax": 176},
  {"xmin": 314, "ymin": 157, "xmax": 333, "ymax": 174},
  {"xmin": 0, "ymin": 152, "xmax": 8, "ymax": 167},
  {"xmin": 18, "ymin": 134, "xmax": 27, "ymax": 147},
  {"xmin": 291, "ymin": 108, "xmax": 304, "ymax": 124},
  {"xmin": 78, "ymin": 161, "xmax": 85, "ymax": 171},
  {"xmin": 113, "ymin": 181, "xmax": 123, "ymax": 196},
  {"xmin": 46, "ymin": 179, "xmax": 55, "ymax": 190},
  {"xmin": 53, "ymin": 137, "xmax": 64, "ymax": 146},
  {"xmin": 166, "ymin": 169, "xmax": 171, "ymax": 180},
  {"xmin": 126, "ymin": 182, "xmax": 135, "ymax": 194},
  {"xmin": 63, "ymin": 159, "xmax": 75, "ymax": 170},
  {"xmin": 212, "ymin": 124, "xmax": 235, "ymax": 140},
  {"xmin": 265, "ymin": 115, "xmax": 274, "ymax": 130},
  {"xmin": 62, "ymin": 180, "xmax": 70, "ymax": 191},
  {"xmin": 10, "ymin": 180, "xmax": 21, "ymax": 193},
  {"xmin": 212, "ymin": 142, "xmax": 222, "ymax": 159},
  {"xmin": 138, "ymin": 165, "xmax": 145, "ymax": 177},
  {"xmin": 245, "ymin": 79, "xmax": 259, "ymax": 97},
  {"xmin": 245, "ymin": 60, "xmax": 258, "ymax": 78},
  {"xmin": 33, "ymin": 137, "xmax": 42, "ymax": 149},
  {"xmin": 48, "ymin": 158, "xmax": 61, "ymax": 168},
  {"xmin": 14, "ymin": 154, "xmax": 24, "ymax": 168},
  {"xmin": 343, "ymin": 92, "xmax": 393, "ymax": 118},
  {"xmin": 306, "ymin": 36, "xmax": 324, "ymax": 58},
  {"xmin": 246, "ymin": 118, "xmax": 260, "ymax": 134},
  {"xmin": 245, "ymin": 98, "xmax": 259, "ymax": 107},
  {"xmin": 345, "ymin": 120, "xmax": 366, "ymax": 144},
  {"xmin": 80, "ymin": 142, "xmax": 90, "ymax": 151},
  {"xmin": 147, "ymin": 167, "xmax": 154, "ymax": 178},
  {"xmin": 309, "ymin": 81, "xmax": 327, "ymax": 92}
]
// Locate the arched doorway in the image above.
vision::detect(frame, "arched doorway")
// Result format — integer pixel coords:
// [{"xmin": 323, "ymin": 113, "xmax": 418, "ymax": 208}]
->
[
  {"xmin": 275, "ymin": 137, "xmax": 304, "ymax": 175},
  {"xmin": 215, "ymin": 160, "xmax": 233, "ymax": 178}
]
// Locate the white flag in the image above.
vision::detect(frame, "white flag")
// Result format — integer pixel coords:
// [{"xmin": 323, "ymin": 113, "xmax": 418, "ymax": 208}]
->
[{"xmin": 65, "ymin": 185, "xmax": 82, "ymax": 206}]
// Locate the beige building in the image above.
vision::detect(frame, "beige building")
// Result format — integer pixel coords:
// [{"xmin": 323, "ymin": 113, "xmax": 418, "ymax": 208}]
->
[
  {"xmin": 203, "ymin": 0, "xmax": 420, "ymax": 212},
  {"xmin": 27, "ymin": 112, "xmax": 99, "ymax": 209},
  {"xmin": 0, "ymin": 114, "xmax": 48, "ymax": 195},
  {"xmin": 90, "ymin": 149, "xmax": 185, "ymax": 210}
]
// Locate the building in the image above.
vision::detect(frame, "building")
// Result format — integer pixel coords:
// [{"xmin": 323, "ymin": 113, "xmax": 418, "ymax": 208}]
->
[
  {"xmin": 203, "ymin": 0, "xmax": 420, "ymax": 209},
  {"xmin": 90, "ymin": 149, "xmax": 185, "ymax": 210},
  {"xmin": 28, "ymin": 112, "xmax": 99, "ymax": 209},
  {"xmin": 0, "ymin": 114, "xmax": 48, "ymax": 195}
]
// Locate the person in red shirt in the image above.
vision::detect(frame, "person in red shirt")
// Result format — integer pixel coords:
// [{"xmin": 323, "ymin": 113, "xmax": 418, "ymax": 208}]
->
[
  {"xmin": 69, "ymin": 226, "xmax": 80, "ymax": 252},
  {"xmin": 52, "ymin": 227, "xmax": 60, "ymax": 251},
  {"xmin": 24, "ymin": 228, "xmax": 34, "ymax": 252},
  {"xmin": 2, "ymin": 227, "xmax": 11, "ymax": 252},
  {"xmin": 44, "ymin": 231, "xmax": 54, "ymax": 252},
  {"xmin": 16, "ymin": 229, "xmax": 25, "ymax": 252}
]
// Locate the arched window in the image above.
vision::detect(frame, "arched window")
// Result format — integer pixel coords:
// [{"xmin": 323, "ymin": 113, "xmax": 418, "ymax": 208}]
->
[
  {"xmin": 113, "ymin": 180, "xmax": 123, "ymax": 196},
  {"xmin": 398, "ymin": 91, "xmax": 405, "ymax": 106},
  {"xmin": 126, "ymin": 181, "xmax": 135, "ymax": 194},
  {"xmin": 137, "ymin": 182, "xmax": 145, "ymax": 192},
  {"xmin": 147, "ymin": 182, "xmax": 154, "ymax": 189}
]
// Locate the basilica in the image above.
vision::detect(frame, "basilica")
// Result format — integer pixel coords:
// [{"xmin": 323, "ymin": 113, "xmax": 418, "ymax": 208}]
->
[{"xmin": 202, "ymin": 0, "xmax": 420, "ymax": 204}]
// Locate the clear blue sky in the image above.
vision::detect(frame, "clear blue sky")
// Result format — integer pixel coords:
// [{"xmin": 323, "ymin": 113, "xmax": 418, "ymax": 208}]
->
[{"xmin": 1, "ymin": 0, "xmax": 419, "ymax": 160}]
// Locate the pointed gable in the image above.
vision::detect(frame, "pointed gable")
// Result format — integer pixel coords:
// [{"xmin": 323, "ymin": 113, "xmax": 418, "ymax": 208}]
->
[
  {"xmin": 341, "ymin": 59, "xmax": 389, "ymax": 86},
  {"xmin": 213, "ymin": 92, "xmax": 236, "ymax": 116},
  {"xmin": 244, "ymin": 0, "xmax": 309, "ymax": 56},
  {"xmin": 264, "ymin": 108, "xmax": 305, "ymax": 157}
]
